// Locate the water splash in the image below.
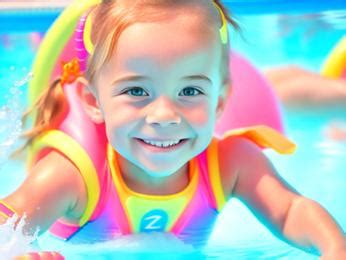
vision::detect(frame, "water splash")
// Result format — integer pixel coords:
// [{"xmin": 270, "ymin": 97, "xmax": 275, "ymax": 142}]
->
[
  {"xmin": 38, "ymin": 232, "xmax": 198, "ymax": 259},
  {"xmin": 0, "ymin": 214, "xmax": 38, "ymax": 259},
  {"xmin": 0, "ymin": 71, "xmax": 32, "ymax": 169}
]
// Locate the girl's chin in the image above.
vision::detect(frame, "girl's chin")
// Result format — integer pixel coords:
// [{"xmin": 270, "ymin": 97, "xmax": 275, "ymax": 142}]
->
[
  {"xmin": 139, "ymin": 164, "xmax": 180, "ymax": 178},
  {"xmin": 134, "ymin": 159, "xmax": 187, "ymax": 178}
]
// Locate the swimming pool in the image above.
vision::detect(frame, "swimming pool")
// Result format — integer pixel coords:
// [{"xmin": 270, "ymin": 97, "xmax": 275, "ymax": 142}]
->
[{"xmin": 0, "ymin": 2, "xmax": 345, "ymax": 259}]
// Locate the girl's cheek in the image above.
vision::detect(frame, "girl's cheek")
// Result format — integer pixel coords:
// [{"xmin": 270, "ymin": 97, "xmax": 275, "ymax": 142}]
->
[
  {"xmin": 104, "ymin": 101, "xmax": 141, "ymax": 123},
  {"xmin": 183, "ymin": 104, "xmax": 214, "ymax": 127}
]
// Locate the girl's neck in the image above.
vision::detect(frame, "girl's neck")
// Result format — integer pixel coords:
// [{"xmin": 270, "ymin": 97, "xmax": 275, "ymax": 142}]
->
[{"xmin": 116, "ymin": 155, "xmax": 190, "ymax": 196}]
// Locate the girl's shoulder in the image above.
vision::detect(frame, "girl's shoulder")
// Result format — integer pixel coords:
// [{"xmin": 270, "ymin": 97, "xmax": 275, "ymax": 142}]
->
[
  {"xmin": 24, "ymin": 151, "xmax": 87, "ymax": 222},
  {"xmin": 1, "ymin": 150, "xmax": 87, "ymax": 234},
  {"xmin": 216, "ymin": 126, "xmax": 296, "ymax": 199},
  {"xmin": 216, "ymin": 135, "xmax": 266, "ymax": 199}
]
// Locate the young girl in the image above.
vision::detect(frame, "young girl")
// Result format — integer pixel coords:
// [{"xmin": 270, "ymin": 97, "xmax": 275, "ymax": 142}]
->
[{"xmin": 1, "ymin": 0, "xmax": 345, "ymax": 259}]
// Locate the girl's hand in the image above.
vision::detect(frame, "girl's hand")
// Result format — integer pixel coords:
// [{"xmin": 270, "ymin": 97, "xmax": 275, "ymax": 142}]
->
[{"xmin": 14, "ymin": 251, "xmax": 64, "ymax": 260}]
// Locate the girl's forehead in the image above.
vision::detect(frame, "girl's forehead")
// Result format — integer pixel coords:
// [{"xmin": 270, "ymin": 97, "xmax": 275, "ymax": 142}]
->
[
  {"xmin": 104, "ymin": 15, "xmax": 220, "ymax": 71},
  {"xmin": 87, "ymin": 2, "xmax": 227, "ymax": 84}
]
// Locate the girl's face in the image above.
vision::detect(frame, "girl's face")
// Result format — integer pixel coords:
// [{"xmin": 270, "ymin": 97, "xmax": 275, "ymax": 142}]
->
[{"xmin": 93, "ymin": 12, "xmax": 225, "ymax": 177}]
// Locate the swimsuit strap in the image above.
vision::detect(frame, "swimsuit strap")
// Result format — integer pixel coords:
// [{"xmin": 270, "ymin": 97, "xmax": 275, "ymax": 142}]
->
[
  {"xmin": 0, "ymin": 200, "xmax": 17, "ymax": 219},
  {"xmin": 205, "ymin": 138, "xmax": 227, "ymax": 211}
]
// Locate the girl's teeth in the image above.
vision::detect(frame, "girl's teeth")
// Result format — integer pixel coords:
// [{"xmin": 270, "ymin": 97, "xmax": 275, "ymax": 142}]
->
[{"xmin": 142, "ymin": 139, "xmax": 181, "ymax": 147}]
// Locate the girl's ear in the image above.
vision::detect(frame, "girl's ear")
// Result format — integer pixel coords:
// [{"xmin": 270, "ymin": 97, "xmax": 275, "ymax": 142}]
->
[
  {"xmin": 216, "ymin": 95, "xmax": 225, "ymax": 120},
  {"xmin": 216, "ymin": 83, "xmax": 231, "ymax": 120},
  {"xmin": 78, "ymin": 82, "xmax": 105, "ymax": 124}
]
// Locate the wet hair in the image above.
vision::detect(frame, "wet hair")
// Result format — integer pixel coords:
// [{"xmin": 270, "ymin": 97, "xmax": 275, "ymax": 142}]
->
[
  {"xmin": 13, "ymin": 79, "xmax": 68, "ymax": 157},
  {"xmin": 17, "ymin": 0, "xmax": 238, "ymax": 155}
]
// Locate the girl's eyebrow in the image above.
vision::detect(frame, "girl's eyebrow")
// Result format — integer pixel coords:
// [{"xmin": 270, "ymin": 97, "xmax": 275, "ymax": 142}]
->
[
  {"xmin": 112, "ymin": 75, "xmax": 149, "ymax": 85},
  {"xmin": 181, "ymin": 75, "xmax": 212, "ymax": 84},
  {"xmin": 111, "ymin": 74, "xmax": 212, "ymax": 85}
]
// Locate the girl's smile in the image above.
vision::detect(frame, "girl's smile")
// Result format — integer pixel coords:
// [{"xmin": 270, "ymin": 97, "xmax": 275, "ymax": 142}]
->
[{"xmin": 134, "ymin": 137, "xmax": 190, "ymax": 153}]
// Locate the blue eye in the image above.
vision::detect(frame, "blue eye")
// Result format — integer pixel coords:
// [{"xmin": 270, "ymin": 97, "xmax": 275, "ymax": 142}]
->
[
  {"xmin": 179, "ymin": 87, "xmax": 203, "ymax": 96},
  {"xmin": 125, "ymin": 87, "xmax": 148, "ymax": 97}
]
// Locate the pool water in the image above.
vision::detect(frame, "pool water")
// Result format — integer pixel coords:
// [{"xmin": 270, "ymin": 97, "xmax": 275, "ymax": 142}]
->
[{"xmin": 0, "ymin": 6, "xmax": 345, "ymax": 260}]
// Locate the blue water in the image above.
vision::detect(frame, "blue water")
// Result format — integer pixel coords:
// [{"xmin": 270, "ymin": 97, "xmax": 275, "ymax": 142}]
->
[{"xmin": 0, "ymin": 6, "xmax": 345, "ymax": 260}]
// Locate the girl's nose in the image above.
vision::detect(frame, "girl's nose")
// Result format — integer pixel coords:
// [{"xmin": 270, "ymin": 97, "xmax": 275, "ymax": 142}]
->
[{"xmin": 145, "ymin": 97, "xmax": 181, "ymax": 127}]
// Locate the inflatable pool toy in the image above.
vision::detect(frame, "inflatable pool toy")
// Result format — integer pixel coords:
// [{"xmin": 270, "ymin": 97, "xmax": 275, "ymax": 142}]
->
[
  {"xmin": 28, "ymin": 0, "xmax": 101, "ymax": 105},
  {"xmin": 321, "ymin": 36, "xmax": 346, "ymax": 79},
  {"xmin": 27, "ymin": 0, "xmax": 293, "ymax": 242},
  {"xmin": 215, "ymin": 52, "xmax": 284, "ymax": 136}
]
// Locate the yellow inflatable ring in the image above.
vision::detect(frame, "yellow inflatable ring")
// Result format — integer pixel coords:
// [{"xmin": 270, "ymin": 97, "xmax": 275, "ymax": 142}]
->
[
  {"xmin": 28, "ymin": 0, "xmax": 101, "ymax": 105},
  {"xmin": 321, "ymin": 36, "xmax": 346, "ymax": 79}
]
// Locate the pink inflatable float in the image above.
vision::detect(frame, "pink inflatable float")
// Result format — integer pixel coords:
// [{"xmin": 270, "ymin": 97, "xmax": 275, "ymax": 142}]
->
[{"xmin": 215, "ymin": 52, "xmax": 284, "ymax": 136}]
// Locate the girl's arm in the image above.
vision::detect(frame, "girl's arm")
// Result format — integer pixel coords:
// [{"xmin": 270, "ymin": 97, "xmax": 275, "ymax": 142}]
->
[
  {"xmin": 218, "ymin": 136, "xmax": 346, "ymax": 258},
  {"xmin": 0, "ymin": 151, "xmax": 87, "ymax": 235}
]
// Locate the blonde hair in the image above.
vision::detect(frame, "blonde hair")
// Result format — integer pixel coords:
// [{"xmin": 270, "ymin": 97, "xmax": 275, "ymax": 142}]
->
[
  {"xmin": 13, "ymin": 80, "xmax": 67, "ymax": 157},
  {"xmin": 86, "ymin": 0, "xmax": 238, "ymax": 85},
  {"xmin": 18, "ymin": 0, "xmax": 238, "ymax": 154}
]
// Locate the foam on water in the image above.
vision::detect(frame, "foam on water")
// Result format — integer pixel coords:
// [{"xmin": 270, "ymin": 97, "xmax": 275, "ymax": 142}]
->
[
  {"xmin": 38, "ymin": 232, "xmax": 199, "ymax": 259},
  {"xmin": 0, "ymin": 215, "xmax": 38, "ymax": 259}
]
